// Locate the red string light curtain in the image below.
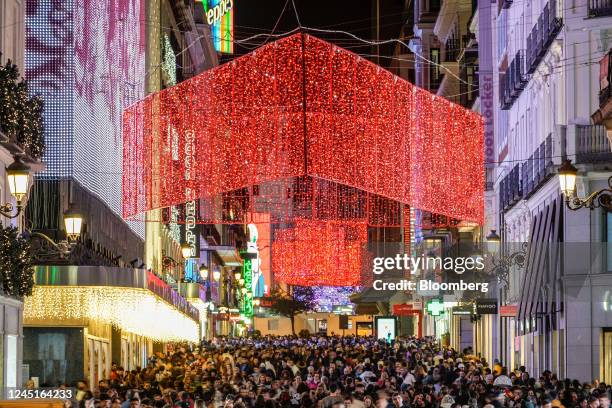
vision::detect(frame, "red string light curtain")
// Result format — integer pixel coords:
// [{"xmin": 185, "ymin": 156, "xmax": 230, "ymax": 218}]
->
[
  {"xmin": 122, "ymin": 34, "xmax": 484, "ymax": 225},
  {"xmin": 271, "ymin": 219, "xmax": 369, "ymax": 287}
]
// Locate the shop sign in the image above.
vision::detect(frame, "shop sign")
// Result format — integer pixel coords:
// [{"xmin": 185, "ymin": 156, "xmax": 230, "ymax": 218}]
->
[
  {"xmin": 500, "ymin": 304, "xmax": 518, "ymax": 317},
  {"xmin": 475, "ymin": 299, "xmax": 498, "ymax": 314},
  {"xmin": 393, "ymin": 303, "xmax": 421, "ymax": 316},
  {"xmin": 426, "ymin": 299, "xmax": 445, "ymax": 316},
  {"xmin": 332, "ymin": 305, "xmax": 354, "ymax": 315},
  {"xmin": 201, "ymin": 0, "xmax": 234, "ymax": 53},
  {"xmin": 205, "ymin": 0, "xmax": 232, "ymax": 25},
  {"xmin": 452, "ymin": 305, "xmax": 472, "ymax": 315},
  {"xmin": 410, "ymin": 300, "xmax": 423, "ymax": 310}
]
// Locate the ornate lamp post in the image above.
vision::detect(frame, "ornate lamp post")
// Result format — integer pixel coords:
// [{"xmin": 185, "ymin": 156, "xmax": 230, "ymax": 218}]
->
[
  {"xmin": 181, "ymin": 243, "xmax": 195, "ymax": 259},
  {"xmin": 199, "ymin": 264, "xmax": 209, "ymax": 281},
  {"xmin": 486, "ymin": 229, "xmax": 527, "ymax": 289},
  {"xmin": 27, "ymin": 206, "xmax": 84, "ymax": 259},
  {"xmin": 0, "ymin": 158, "xmax": 31, "ymax": 219},
  {"xmin": 558, "ymin": 159, "xmax": 612, "ymax": 211}
]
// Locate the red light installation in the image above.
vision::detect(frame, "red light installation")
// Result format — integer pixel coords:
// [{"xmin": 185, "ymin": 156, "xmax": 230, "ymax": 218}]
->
[
  {"xmin": 122, "ymin": 34, "xmax": 484, "ymax": 227},
  {"xmin": 271, "ymin": 219, "xmax": 369, "ymax": 286}
]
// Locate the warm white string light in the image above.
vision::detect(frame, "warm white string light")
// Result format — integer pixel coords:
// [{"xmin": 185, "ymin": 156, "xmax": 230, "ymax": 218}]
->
[{"xmin": 24, "ymin": 287, "xmax": 200, "ymax": 343}]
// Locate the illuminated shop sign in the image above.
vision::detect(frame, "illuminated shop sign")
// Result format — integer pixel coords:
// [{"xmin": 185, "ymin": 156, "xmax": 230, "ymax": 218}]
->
[
  {"xmin": 475, "ymin": 299, "xmax": 498, "ymax": 315},
  {"xmin": 205, "ymin": 0, "xmax": 232, "ymax": 24},
  {"xmin": 184, "ymin": 129, "xmax": 199, "ymax": 259},
  {"xmin": 242, "ymin": 257, "xmax": 253, "ymax": 317},
  {"xmin": 201, "ymin": 0, "xmax": 234, "ymax": 53}
]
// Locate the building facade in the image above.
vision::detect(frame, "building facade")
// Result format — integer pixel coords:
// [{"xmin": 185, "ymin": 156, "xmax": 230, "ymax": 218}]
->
[
  {"xmin": 406, "ymin": 0, "xmax": 612, "ymax": 382},
  {"xmin": 0, "ymin": 0, "xmax": 37, "ymax": 393},
  {"xmin": 490, "ymin": 0, "xmax": 612, "ymax": 382},
  {"xmin": 20, "ymin": 0, "xmax": 220, "ymax": 388}
]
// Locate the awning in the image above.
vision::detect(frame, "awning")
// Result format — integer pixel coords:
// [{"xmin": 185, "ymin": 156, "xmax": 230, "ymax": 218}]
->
[
  {"xmin": 517, "ymin": 196, "xmax": 561, "ymax": 326},
  {"xmin": 210, "ymin": 245, "xmax": 243, "ymax": 266},
  {"xmin": 355, "ymin": 303, "xmax": 381, "ymax": 315},
  {"xmin": 350, "ymin": 287, "xmax": 396, "ymax": 315},
  {"xmin": 350, "ymin": 287, "xmax": 396, "ymax": 303}
]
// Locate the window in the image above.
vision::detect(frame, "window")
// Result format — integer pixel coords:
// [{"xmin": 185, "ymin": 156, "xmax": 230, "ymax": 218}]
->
[
  {"xmin": 430, "ymin": 48, "xmax": 441, "ymax": 89},
  {"xmin": 267, "ymin": 320, "xmax": 278, "ymax": 331},
  {"xmin": 429, "ymin": 0, "xmax": 441, "ymax": 13}
]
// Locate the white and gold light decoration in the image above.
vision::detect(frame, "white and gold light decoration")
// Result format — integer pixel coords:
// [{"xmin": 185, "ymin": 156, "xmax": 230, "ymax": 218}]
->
[{"xmin": 24, "ymin": 286, "xmax": 199, "ymax": 343}]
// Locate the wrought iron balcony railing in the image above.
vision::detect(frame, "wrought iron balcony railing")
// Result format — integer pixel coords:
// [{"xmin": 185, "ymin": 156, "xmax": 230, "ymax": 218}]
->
[
  {"xmin": 500, "ymin": 133, "xmax": 556, "ymax": 210},
  {"xmin": 588, "ymin": 0, "xmax": 612, "ymax": 17},
  {"xmin": 526, "ymin": 0, "xmax": 563, "ymax": 74},
  {"xmin": 500, "ymin": 125, "xmax": 612, "ymax": 211},
  {"xmin": 575, "ymin": 124, "xmax": 612, "ymax": 163},
  {"xmin": 444, "ymin": 38, "xmax": 459, "ymax": 62},
  {"xmin": 501, "ymin": 50, "xmax": 529, "ymax": 110}
]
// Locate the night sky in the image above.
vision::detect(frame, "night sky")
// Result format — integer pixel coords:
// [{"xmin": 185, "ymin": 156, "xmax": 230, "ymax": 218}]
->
[{"xmin": 229, "ymin": 0, "xmax": 408, "ymax": 68}]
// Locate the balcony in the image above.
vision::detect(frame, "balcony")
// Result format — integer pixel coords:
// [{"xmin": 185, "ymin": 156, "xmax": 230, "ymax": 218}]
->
[
  {"xmin": 526, "ymin": 0, "xmax": 563, "ymax": 74},
  {"xmin": 457, "ymin": 34, "xmax": 478, "ymax": 65},
  {"xmin": 575, "ymin": 124, "xmax": 612, "ymax": 163},
  {"xmin": 501, "ymin": 50, "xmax": 529, "ymax": 110},
  {"xmin": 500, "ymin": 133, "xmax": 557, "ymax": 210},
  {"xmin": 500, "ymin": 125, "xmax": 612, "ymax": 211},
  {"xmin": 593, "ymin": 50, "xmax": 612, "ymax": 127},
  {"xmin": 444, "ymin": 38, "xmax": 460, "ymax": 62},
  {"xmin": 588, "ymin": 0, "xmax": 612, "ymax": 17},
  {"xmin": 499, "ymin": 164, "xmax": 522, "ymax": 211}
]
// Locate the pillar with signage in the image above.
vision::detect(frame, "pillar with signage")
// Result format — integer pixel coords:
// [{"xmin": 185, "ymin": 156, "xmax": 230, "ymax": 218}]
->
[
  {"xmin": 474, "ymin": 299, "xmax": 498, "ymax": 364},
  {"xmin": 392, "ymin": 302, "xmax": 423, "ymax": 337}
]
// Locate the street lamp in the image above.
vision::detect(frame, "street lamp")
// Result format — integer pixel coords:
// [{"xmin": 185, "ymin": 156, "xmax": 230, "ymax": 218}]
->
[
  {"xmin": 485, "ymin": 229, "xmax": 527, "ymax": 289},
  {"xmin": 486, "ymin": 229, "xmax": 501, "ymax": 256},
  {"xmin": 181, "ymin": 243, "xmax": 194, "ymax": 259},
  {"xmin": 1, "ymin": 158, "xmax": 31, "ymax": 219},
  {"xmin": 240, "ymin": 287, "xmax": 248, "ymax": 295},
  {"xmin": 234, "ymin": 271, "xmax": 241, "ymax": 280},
  {"xmin": 486, "ymin": 229, "xmax": 501, "ymax": 243},
  {"xmin": 212, "ymin": 269, "xmax": 221, "ymax": 281},
  {"xmin": 199, "ymin": 264, "xmax": 209, "ymax": 281},
  {"xmin": 27, "ymin": 206, "xmax": 85, "ymax": 259},
  {"xmin": 558, "ymin": 159, "xmax": 578, "ymax": 198},
  {"xmin": 239, "ymin": 278, "xmax": 245, "ymax": 286},
  {"xmin": 63, "ymin": 205, "xmax": 83, "ymax": 241},
  {"xmin": 558, "ymin": 159, "xmax": 612, "ymax": 211}
]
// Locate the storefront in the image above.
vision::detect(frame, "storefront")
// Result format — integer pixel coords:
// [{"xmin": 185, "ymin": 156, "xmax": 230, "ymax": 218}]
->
[{"xmin": 23, "ymin": 266, "xmax": 199, "ymax": 387}]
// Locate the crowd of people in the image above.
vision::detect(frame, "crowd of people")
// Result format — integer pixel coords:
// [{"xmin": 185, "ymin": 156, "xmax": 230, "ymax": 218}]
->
[{"xmin": 70, "ymin": 335, "xmax": 611, "ymax": 408}]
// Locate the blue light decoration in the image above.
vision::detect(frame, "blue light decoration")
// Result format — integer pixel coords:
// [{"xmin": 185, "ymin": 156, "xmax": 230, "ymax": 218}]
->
[
  {"xmin": 302, "ymin": 286, "xmax": 360, "ymax": 313},
  {"xmin": 184, "ymin": 258, "xmax": 197, "ymax": 282}
]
